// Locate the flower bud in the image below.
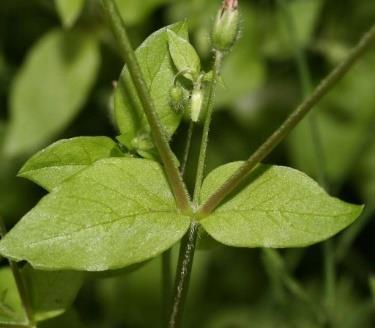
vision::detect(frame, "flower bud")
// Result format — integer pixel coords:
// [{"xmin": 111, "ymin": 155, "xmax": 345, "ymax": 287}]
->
[
  {"xmin": 212, "ymin": 0, "xmax": 239, "ymax": 51},
  {"xmin": 169, "ymin": 85, "xmax": 185, "ymax": 112},
  {"xmin": 190, "ymin": 88, "xmax": 204, "ymax": 122}
]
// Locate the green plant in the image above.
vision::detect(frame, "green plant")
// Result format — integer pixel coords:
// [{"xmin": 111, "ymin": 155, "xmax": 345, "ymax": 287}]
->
[{"xmin": 0, "ymin": 0, "xmax": 374, "ymax": 327}]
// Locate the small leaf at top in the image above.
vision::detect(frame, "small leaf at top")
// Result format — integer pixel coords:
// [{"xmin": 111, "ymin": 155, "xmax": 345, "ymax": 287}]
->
[
  {"xmin": 167, "ymin": 29, "xmax": 201, "ymax": 80},
  {"xmin": 0, "ymin": 158, "xmax": 191, "ymax": 271},
  {"xmin": 55, "ymin": 0, "xmax": 85, "ymax": 28},
  {"xmin": 114, "ymin": 22, "xmax": 188, "ymax": 141},
  {"xmin": 200, "ymin": 162, "xmax": 363, "ymax": 248},
  {"xmin": 18, "ymin": 137, "xmax": 123, "ymax": 191}
]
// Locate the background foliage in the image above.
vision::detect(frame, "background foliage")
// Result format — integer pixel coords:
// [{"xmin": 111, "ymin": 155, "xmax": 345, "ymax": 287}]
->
[{"xmin": 0, "ymin": 0, "xmax": 374, "ymax": 327}]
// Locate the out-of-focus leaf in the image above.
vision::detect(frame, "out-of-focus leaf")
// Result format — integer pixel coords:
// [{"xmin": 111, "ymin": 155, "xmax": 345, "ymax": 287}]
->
[
  {"xmin": 200, "ymin": 162, "xmax": 362, "ymax": 248},
  {"xmin": 115, "ymin": 0, "xmax": 170, "ymax": 26},
  {"xmin": 23, "ymin": 265, "xmax": 84, "ymax": 322},
  {"xmin": 55, "ymin": 0, "xmax": 85, "ymax": 28},
  {"xmin": 3, "ymin": 30, "xmax": 100, "ymax": 157},
  {"xmin": 0, "ymin": 158, "xmax": 190, "ymax": 271},
  {"xmin": 19, "ymin": 137, "xmax": 123, "ymax": 191},
  {"xmin": 114, "ymin": 22, "xmax": 187, "ymax": 145},
  {"xmin": 39, "ymin": 310, "xmax": 84, "ymax": 328},
  {"xmin": 0, "ymin": 267, "xmax": 27, "ymax": 326},
  {"xmin": 167, "ymin": 29, "xmax": 200, "ymax": 80},
  {"xmin": 288, "ymin": 53, "xmax": 375, "ymax": 187},
  {"xmin": 370, "ymin": 276, "xmax": 375, "ymax": 307},
  {"xmin": 262, "ymin": 0, "xmax": 323, "ymax": 59},
  {"xmin": 0, "ymin": 266, "xmax": 83, "ymax": 324}
]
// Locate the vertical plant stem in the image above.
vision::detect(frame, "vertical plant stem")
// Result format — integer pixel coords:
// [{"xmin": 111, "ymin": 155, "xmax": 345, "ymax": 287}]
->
[
  {"xmin": 0, "ymin": 218, "xmax": 35, "ymax": 327},
  {"xmin": 193, "ymin": 50, "xmax": 223, "ymax": 205},
  {"xmin": 180, "ymin": 122, "xmax": 195, "ymax": 177},
  {"xmin": 168, "ymin": 51, "xmax": 224, "ymax": 328},
  {"xmin": 197, "ymin": 23, "xmax": 375, "ymax": 218},
  {"xmin": 277, "ymin": 0, "xmax": 335, "ymax": 324},
  {"xmin": 168, "ymin": 222, "xmax": 199, "ymax": 328},
  {"xmin": 162, "ymin": 250, "xmax": 172, "ymax": 327},
  {"xmin": 102, "ymin": 0, "xmax": 191, "ymax": 213}
]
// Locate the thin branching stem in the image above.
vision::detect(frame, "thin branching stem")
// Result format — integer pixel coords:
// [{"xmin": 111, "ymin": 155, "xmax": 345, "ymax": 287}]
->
[
  {"xmin": 168, "ymin": 50, "xmax": 224, "ymax": 328},
  {"xmin": 102, "ymin": 0, "xmax": 191, "ymax": 214},
  {"xmin": 197, "ymin": 23, "xmax": 375, "ymax": 218},
  {"xmin": 278, "ymin": 0, "xmax": 335, "ymax": 324},
  {"xmin": 193, "ymin": 50, "xmax": 223, "ymax": 205},
  {"xmin": 180, "ymin": 121, "xmax": 195, "ymax": 177},
  {"xmin": 0, "ymin": 218, "xmax": 35, "ymax": 328}
]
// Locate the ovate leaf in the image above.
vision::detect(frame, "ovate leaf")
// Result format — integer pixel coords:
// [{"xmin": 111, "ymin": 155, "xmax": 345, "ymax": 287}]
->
[
  {"xmin": 0, "ymin": 266, "xmax": 82, "ymax": 324},
  {"xmin": 114, "ymin": 22, "xmax": 187, "ymax": 143},
  {"xmin": 167, "ymin": 29, "xmax": 200, "ymax": 80},
  {"xmin": 0, "ymin": 158, "xmax": 190, "ymax": 271},
  {"xmin": 18, "ymin": 137, "xmax": 123, "ymax": 191},
  {"xmin": 23, "ymin": 266, "xmax": 84, "ymax": 322},
  {"xmin": 0, "ymin": 267, "xmax": 27, "ymax": 325},
  {"xmin": 55, "ymin": 0, "xmax": 85, "ymax": 28},
  {"xmin": 114, "ymin": 0, "xmax": 170, "ymax": 26},
  {"xmin": 200, "ymin": 162, "xmax": 362, "ymax": 248},
  {"xmin": 4, "ymin": 30, "xmax": 100, "ymax": 157}
]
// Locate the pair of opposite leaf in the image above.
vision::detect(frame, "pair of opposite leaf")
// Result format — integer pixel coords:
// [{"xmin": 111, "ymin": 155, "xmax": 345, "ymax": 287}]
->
[{"xmin": 0, "ymin": 22, "xmax": 362, "ymax": 271}]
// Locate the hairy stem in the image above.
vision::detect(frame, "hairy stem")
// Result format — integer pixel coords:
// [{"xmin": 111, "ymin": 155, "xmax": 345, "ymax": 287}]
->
[
  {"xmin": 0, "ymin": 218, "xmax": 35, "ymax": 327},
  {"xmin": 197, "ymin": 23, "xmax": 375, "ymax": 217},
  {"xmin": 193, "ymin": 50, "xmax": 223, "ymax": 205},
  {"xmin": 102, "ymin": 0, "xmax": 191, "ymax": 213},
  {"xmin": 168, "ymin": 50, "xmax": 224, "ymax": 328},
  {"xmin": 180, "ymin": 122, "xmax": 195, "ymax": 177},
  {"xmin": 162, "ymin": 250, "xmax": 172, "ymax": 327},
  {"xmin": 168, "ymin": 222, "xmax": 199, "ymax": 328}
]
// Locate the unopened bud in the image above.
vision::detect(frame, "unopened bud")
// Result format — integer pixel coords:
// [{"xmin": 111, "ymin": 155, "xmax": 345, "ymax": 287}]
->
[
  {"xmin": 169, "ymin": 85, "xmax": 185, "ymax": 112},
  {"xmin": 212, "ymin": 0, "xmax": 239, "ymax": 51},
  {"xmin": 191, "ymin": 88, "xmax": 204, "ymax": 122}
]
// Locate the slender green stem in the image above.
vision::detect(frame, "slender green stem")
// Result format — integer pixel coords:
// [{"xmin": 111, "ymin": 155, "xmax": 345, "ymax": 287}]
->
[
  {"xmin": 277, "ymin": 0, "xmax": 327, "ymax": 188},
  {"xmin": 168, "ymin": 49, "xmax": 224, "ymax": 328},
  {"xmin": 197, "ymin": 23, "xmax": 375, "ymax": 218},
  {"xmin": 162, "ymin": 250, "xmax": 172, "ymax": 327},
  {"xmin": 0, "ymin": 218, "xmax": 35, "ymax": 327},
  {"xmin": 168, "ymin": 222, "xmax": 199, "ymax": 328},
  {"xmin": 180, "ymin": 121, "xmax": 195, "ymax": 177},
  {"xmin": 278, "ymin": 1, "xmax": 335, "ymax": 324},
  {"xmin": 102, "ymin": 0, "xmax": 191, "ymax": 214},
  {"xmin": 193, "ymin": 50, "xmax": 223, "ymax": 205}
]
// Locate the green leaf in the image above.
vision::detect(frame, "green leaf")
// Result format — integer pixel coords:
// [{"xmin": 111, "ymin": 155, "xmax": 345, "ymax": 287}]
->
[
  {"xmin": 0, "ymin": 267, "xmax": 27, "ymax": 325},
  {"xmin": 114, "ymin": 22, "xmax": 187, "ymax": 143},
  {"xmin": 18, "ymin": 137, "xmax": 123, "ymax": 191},
  {"xmin": 200, "ymin": 162, "xmax": 362, "ymax": 248},
  {"xmin": 0, "ymin": 158, "xmax": 190, "ymax": 271},
  {"xmin": 55, "ymin": 0, "xmax": 85, "ymax": 28},
  {"xmin": 0, "ymin": 266, "xmax": 82, "ymax": 324},
  {"xmin": 3, "ymin": 30, "xmax": 100, "ymax": 157},
  {"xmin": 114, "ymin": 0, "xmax": 170, "ymax": 26},
  {"xmin": 167, "ymin": 29, "xmax": 200, "ymax": 80},
  {"xmin": 370, "ymin": 276, "xmax": 375, "ymax": 307},
  {"xmin": 262, "ymin": 0, "xmax": 323, "ymax": 59},
  {"xmin": 23, "ymin": 266, "xmax": 84, "ymax": 322}
]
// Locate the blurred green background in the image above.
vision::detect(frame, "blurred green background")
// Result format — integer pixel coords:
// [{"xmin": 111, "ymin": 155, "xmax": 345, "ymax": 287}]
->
[{"xmin": 0, "ymin": 0, "xmax": 374, "ymax": 327}]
